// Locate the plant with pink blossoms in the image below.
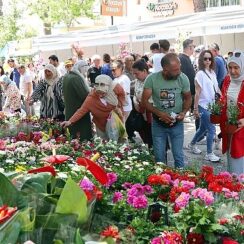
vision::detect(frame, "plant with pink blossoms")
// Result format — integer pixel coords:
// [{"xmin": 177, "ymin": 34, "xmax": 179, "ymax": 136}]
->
[
  {"xmin": 191, "ymin": 188, "xmax": 214, "ymax": 206},
  {"xmin": 175, "ymin": 192, "xmax": 191, "ymax": 209},
  {"xmin": 79, "ymin": 178, "xmax": 94, "ymax": 191},
  {"xmin": 106, "ymin": 172, "xmax": 118, "ymax": 188},
  {"xmin": 112, "ymin": 191, "xmax": 123, "ymax": 203}
]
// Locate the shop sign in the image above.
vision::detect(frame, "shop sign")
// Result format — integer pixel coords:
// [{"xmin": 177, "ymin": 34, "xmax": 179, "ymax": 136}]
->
[
  {"xmin": 147, "ymin": 1, "xmax": 178, "ymax": 17},
  {"xmin": 101, "ymin": 0, "xmax": 126, "ymax": 16}
]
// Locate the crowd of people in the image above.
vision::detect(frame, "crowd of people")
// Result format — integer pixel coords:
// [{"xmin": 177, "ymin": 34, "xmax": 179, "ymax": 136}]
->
[{"xmin": 0, "ymin": 39, "xmax": 243, "ymax": 175}]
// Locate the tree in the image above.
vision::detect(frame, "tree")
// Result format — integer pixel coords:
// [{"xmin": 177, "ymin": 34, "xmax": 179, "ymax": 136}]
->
[
  {"xmin": 27, "ymin": 0, "xmax": 96, "ymax": 35},
  {"xmin": 0, "ymin": 0, "xmax": 37, "ymax": 49},
  {"xmin": 193, "ymin": 0, "xmax": 206, "ymax": 12}
]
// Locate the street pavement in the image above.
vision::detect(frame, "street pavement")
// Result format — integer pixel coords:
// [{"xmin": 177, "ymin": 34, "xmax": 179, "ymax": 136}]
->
[{"xmin": 166, "ymin": 116, "xmax": 228, "ymax": 173}]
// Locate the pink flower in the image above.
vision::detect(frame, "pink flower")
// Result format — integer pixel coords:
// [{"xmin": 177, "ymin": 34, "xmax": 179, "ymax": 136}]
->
[
  {"xmin": 175, "ymin": 192, "xmax": 190, "ymax": 208},
  {"xmin": 112, "ymin": 192, "xmax": 123, "ymax": 203},
  {"xmin": 79, "ymin": 178, "xmax": 94, "ymax": 191},
  {"xmin": 106, "ymin": 172, "xmax": 118, "ymax": 187},
  {"xmin": 238, "ymin": 174, "xmax": 244, "ymax": 183},
  {"xmin": 160, "ymin": 173, "xmax": 172, "ymax": 184},
  {"xmin": 151, "ymin": 237, "xmax": 162, "ymax": 244},
  {"xmin": 131, "ymin": 195, "xmax": 148, "ymax": 209},
  {"xmin": 181, "ymin": 180, "xmax": 195, "ymax": 190},
  {"xmin": 143, "ymin": 185, "xmax": 153, "ymax": 195},
  {"xmin": 191, "ymin": 188, "xmax": 214, "ymax": 205},
  {"xmin": 224, "ymin": 191, "xmax": 239, "ymax": 200}
]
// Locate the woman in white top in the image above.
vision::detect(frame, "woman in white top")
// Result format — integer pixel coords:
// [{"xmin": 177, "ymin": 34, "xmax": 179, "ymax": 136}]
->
[
  {"xmin": 111, "ymin": 60, "xmax": 132, "ymax": 122},
  {"xmin": 188, "ymin": 50, "xmax": 221, "ymax": 162}
]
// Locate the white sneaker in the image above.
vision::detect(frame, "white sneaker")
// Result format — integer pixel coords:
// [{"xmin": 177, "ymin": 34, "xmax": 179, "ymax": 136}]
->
[
  {"xmin": 187, "ymin": 143, "xmax": 202, "ymax": 154},
  {"xmin": 205, "ymin": 152, "xmax": 220, "ymax": 162}
]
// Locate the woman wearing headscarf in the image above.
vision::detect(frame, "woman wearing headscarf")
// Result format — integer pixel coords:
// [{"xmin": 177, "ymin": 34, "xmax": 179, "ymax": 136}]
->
[
  {"xmin": 61, "ymin": 74, "xmax": 125, "ymax": 140},
  {"xmin": 29, "ymin": 64, "xmax": 64, "ymax": 120},
  {"xmin": 0, "ymin": 75, "xmax": 21, "ymax": 113},
  {"xmin": 220, "ymin": 50, "xmax": 244, "ymax": 174}
]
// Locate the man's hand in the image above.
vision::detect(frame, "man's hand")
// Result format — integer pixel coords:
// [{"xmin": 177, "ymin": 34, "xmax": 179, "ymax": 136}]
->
[
  {"xmin": 61, "ymin": 121, "xmax": 71, "ymax": 128},
  {"xmin": 176, "ymin": 112, "xmax": 186, "ymax": 121},
  {"xmin": 158, "ymin": 111, "xmax": 174, "ymax": 124},
  {"xmin": 237, "ymin": 118, "xmax": 244, "ymax": 128}
]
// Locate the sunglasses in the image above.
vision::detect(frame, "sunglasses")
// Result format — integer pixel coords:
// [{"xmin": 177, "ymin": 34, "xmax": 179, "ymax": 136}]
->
[
  {"xmin": 203, "ymin": 57, "xmax": 212, "ymax": 61},
  {"xmin": 229, "ymin": 52, "xmax": 241, "ymax": 58}
]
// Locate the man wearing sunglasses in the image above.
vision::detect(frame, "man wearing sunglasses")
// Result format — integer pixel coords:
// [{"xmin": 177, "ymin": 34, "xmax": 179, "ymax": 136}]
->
[{"xmin": 209, "ymin": 43, "xmax": 227, "ymax": 90}]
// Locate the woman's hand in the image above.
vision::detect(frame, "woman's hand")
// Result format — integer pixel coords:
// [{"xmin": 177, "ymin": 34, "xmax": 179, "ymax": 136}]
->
[
  {"xmin": 237, "ymin": 118, "xmax": 244, "ymax": 128},
  {"xmin": 61, "ymin": 121, "xmax": 71, "ymax": 128},
  {"xmin": 193, "ymin": 109, "xmax": 200, "ymax": 118}
]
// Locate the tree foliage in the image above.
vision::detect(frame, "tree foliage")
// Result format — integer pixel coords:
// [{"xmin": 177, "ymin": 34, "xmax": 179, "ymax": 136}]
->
[
  {"xmin": 0, "ymin": 0, "xmax": 37, "ymax": 49},
  {"xmin": 27, "ymin": 0, "xmax": 96, "ymax": 33}
]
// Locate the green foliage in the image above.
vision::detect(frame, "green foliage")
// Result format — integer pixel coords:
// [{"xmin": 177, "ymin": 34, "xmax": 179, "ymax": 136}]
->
[
  {"xmin": 27, "ymin": 0, "xmax": 96, "ymax": 32},
  {"xmin": 208, "ymin": 102, "xmax": 222, "ymax": 115},
  {"xmin": 227, "ymin": 103, "xmax": 239, "ymax": 125},
  {"xmin": 0, "ymin": 0, "xmax": 37, "ymax": 49}
]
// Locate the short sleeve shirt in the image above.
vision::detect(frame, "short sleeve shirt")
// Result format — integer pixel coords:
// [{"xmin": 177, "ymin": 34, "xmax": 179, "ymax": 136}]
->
[
  {"xmin": 144, "ymin": 72, "xmax": 190, "ymax": 114},
  {"xmin": 195, "ymin": 70, "xmax": 218, "ymax": 109}
]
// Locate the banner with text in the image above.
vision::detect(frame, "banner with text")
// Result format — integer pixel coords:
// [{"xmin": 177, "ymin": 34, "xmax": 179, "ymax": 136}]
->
[{"xmin": 101, "ymin": 0, "xmax": 127, "ymax": 16}]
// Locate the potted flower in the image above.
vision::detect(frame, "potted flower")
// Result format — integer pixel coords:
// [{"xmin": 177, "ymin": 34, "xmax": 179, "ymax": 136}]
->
[
  {"xmin": 226, "ymin": 104, "xmax": 239, "ymax": 134},
  {"xmin": 208, "ymin": 102, "xmax": 222, "ymax": 124}
]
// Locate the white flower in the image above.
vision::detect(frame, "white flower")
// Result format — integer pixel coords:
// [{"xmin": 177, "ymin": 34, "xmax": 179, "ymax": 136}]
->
[
  {"xmin": 6, "ymin": 159, "xmax": 14, "ymax": 164},
  {"xmin": 142, "ymin": 161, "xmax": 150, "ymax": 166},
  {"xmin": 0, "ymin": 150, "xmax": 6, "ymax": 155},
  {"xmin": 0, "ymin": 168, "xmax": 4, "ymax": 173},
  {"xmin": 57, "ymin": 172, "xmax": 68, "ymax": 179}
]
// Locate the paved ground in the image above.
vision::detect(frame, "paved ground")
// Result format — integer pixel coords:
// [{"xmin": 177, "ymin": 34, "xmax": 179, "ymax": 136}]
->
[{"xmin": 167, "ymin": 116, "xmax": 228, "ymax": 173}]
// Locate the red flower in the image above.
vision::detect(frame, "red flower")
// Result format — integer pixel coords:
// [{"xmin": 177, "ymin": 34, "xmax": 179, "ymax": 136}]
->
[
  {"xmin": 100, "ymin": 226, "xmax": 120, "ymax": 239},
  {"xmin": 28, "ymin": 166, "xmax": 56, "ymax": 177},
  {"xmin": 76, "ymin": 157, "xmax": 108, "ymax": 185},
  {"xmin": 218, "ymin": 218, "xmax": 229, "ymax": 225},
  {"xmin": 42, "ymin": 155, "xmax": 70, "ymax": 164},
  {"xmin": 187, "ymin": 233, "xmax": 204, "ymax": 244},
  {"xmin": 222, "ymin": 237, "xmax": 239, "ymax": 244},
  {"xmin": 148, "ymin": 174, "xmax": 168, "ymax": 185}
]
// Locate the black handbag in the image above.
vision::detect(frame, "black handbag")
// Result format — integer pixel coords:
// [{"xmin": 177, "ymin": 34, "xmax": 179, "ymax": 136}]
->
[{"xmin": 127, "ymin": 110, "xmax": 145, "ymax": 132}]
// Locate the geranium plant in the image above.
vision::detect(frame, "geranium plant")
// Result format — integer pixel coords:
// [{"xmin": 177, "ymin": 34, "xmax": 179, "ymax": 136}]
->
[
  {"xmin": 227, "ymin": 103, "xmax": 239, "ymax": 125},
  {"xmin": 208, "ymin": 102, "xmax": 222, "ymax": 115}
]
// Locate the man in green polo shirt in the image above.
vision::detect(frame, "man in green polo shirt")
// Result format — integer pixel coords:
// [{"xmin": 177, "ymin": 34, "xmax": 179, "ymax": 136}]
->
[{"xmin": 142, "ymin": 53, "xmax": 192, "ymax": 167}]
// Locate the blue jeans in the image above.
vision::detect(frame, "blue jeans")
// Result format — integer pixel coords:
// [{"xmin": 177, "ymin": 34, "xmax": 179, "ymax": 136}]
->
[
  {"xmin": 152, "ymin": 119, "xmax": 184, "ymax": 168},
  {"xmin": 191, "ymin": 106, "xmax": 216, "ymax": 154}
]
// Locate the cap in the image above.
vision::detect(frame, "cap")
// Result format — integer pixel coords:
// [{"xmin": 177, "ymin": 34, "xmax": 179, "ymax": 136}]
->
[{"xmin": 64, "ymin": 60, "xmax": 73, "ymax": 66}]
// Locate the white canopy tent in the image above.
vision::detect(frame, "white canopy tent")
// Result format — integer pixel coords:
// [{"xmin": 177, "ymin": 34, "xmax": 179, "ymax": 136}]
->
[{"xmin": 2, "ymin": 8, "xmax": 244, "ymax": 59}]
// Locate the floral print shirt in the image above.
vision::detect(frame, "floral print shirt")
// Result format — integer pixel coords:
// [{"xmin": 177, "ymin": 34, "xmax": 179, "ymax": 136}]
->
[{"xmin": 4, "ymin": 83, "xmax": 21, "ymax": 111}]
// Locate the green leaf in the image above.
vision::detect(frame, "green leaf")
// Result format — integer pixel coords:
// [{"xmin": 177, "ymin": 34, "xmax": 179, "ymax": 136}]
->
[
  {"xmin": 74, "ymin": 229, "xmax": 84, "ymax": 244},
  {"xmin": 0, "ymin": 172, "xmax": 26, "ymax": 208},
  {"xmin": 0, "ymin": 212, "xmax": 21, "ymax": 244},
  {"xmin": 102, "ymin": 237, "xmax": 116, "ymax": 244},
  {"xmin": 21, "ymin": 172, "xmax": 53, "ymax": 194},
  {"xmin": 55, "ymin": 178, "xmax": 88, "ymax": 224}
]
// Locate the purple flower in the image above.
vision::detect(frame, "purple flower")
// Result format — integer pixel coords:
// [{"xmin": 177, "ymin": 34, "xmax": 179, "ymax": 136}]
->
[
  {"xmin": 112, "ymin": 192, "xmax": 123, "ymax": 203},
  {"xmin": 79, "ymin": 178, "xmax": 94, "ymax": 191},
  {"xmin": 132, "ymin": 195, "xmax": 148, "ymax": 209},
  {"xmin": 106, "ymin": 172, "xmax": 118, "ymax": 187},
  {"xmin": 143, "ymin": 185, "xmax": 153, "ymax": 195},
  {"xmin": 151, "ymin": 237, "xmax": 162, "ymax": 244},
  {"xmin": 175, "ymin": 192, "xmax": 190, "ymax": 208},
  {"xmin": 122, "ymin": 182, "xmax": 132, "ymax": 189}
]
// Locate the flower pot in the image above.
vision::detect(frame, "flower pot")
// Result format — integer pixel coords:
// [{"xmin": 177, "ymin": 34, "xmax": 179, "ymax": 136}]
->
[
  {"xmin": 225, "ymin": 124, "xmax": 238, "ymax": 134},
  {"xmin": 210, "ymin": 114, "xmax": 221, "ymax": 124}
]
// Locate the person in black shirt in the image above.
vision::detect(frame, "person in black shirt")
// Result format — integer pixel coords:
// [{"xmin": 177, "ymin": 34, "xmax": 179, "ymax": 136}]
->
[{"xmin": 87, "ymin": 55, "xmax": 101, "ymax": 87}]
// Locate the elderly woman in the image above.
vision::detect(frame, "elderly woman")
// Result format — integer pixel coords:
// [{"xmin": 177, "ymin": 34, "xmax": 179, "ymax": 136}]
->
[
  {"xmin": 188, "ymin": 50, "xmax": 221, "ymax": 162},
  {"xmin": 29, "ymin": 64, "xmax": 64, "ymax": 120},
  {"xmin": 220, "ymin": 50, "xmax": 244, "ymax": 174},
  {"xmin": 0, "ymin": 75, "xmax": 21, "ymax": 113},
  {"xmin": 61, "ymin": 74, "xmax": 125, "ymax": 140}
]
